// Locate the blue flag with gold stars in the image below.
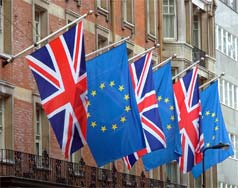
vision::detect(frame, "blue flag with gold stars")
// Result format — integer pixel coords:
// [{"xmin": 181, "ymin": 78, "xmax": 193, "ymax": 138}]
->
[
  {"xmin": 86, "ymin": 43, "xmax": 145, "ymax": 167},
  {"xmin": 142, "ymin": 62, "xmax": 182, "ymax": 170},
  {"xmin": 192, "ymin": 80, "xmax": 234, "ymax": 178}
]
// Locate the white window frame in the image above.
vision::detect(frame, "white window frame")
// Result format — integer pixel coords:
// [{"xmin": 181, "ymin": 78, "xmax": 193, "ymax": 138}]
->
[{"xmin": 162, "ymin": 0, "xmax": 176, "ymax": 40}]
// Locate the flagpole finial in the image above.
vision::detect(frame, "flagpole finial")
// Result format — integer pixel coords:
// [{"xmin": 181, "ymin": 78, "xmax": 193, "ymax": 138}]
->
[
  {"xmin": 88, "ymin": 10, "xmax": 94, "ymax": 15},
  {"xmin": 200, "ymin": 57, "xmax": 205, "ymax": 61},
  {"xmin": 221, "ymin": 72, "xmax": 225, "ymax": 77},
  {"xmin": 172, "ymin": 54, "xmax": 177, "ymax": 59},
  {"xmin": 154, "ymin": 43, "xmax": 160, "ymax": 48}
]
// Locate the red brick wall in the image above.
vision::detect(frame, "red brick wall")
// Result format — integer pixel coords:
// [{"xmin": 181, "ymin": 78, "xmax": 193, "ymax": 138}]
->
[
  {"xmin": 5, "ymin": 0, "xmax": 155, "ymax": 177},
  {"xmin": 14, "ymin": 99, "xmax": 34, "ymax": 153}
]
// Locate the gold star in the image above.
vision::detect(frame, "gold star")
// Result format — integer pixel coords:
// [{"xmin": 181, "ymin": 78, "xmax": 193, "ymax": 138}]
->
[
  {"xmin": 91, "ymin": 90, "xmax": 96, "ymax": 96},
  {"xmin": 164, "ymin": 98, "xmax": 169, "ymax": 103},
  {"xmin": 124, "ymin": 94, "xmax": 130, "ymax": 100},
  {"xmin": 206, "ymin": 143, "xmax": 210, "ymax": 147},
  {"xmin": 205, "ymin": 111, "xmax": 210, "ymax": 116},
  {"xmin": 100, "ymin": 82, "xmax": 105, "ymax": 89},
  {"xmin": 86, "ymin": 101, "xmax": 91, "ymax": 107},
  {"xmin": 120, "ymin": 116, "xmax": 126, "ymax": 123},
  {"xmin": 167, "ymin": 124, "xmax": 172, "ymax": 130},
  {"xmin": 91, "ymin": 121, "xmax": 97, "ymax": 128},
  {"xmin": 101, "ymin": 126, "xmax": 107, "ymax": 132},
  {"xmin": 215, "ymin": 126, "xmax": 219, "ymax": 131},
  {"xmin": 211, "ymin": 113, "xmax": 216, "ymax": 117},
  {"xmin": 170, "ymin": 115, "xmax": 175, "ymax": 121},
  {"xmin": 170, "ymin": 106, "xmax": 174, "ymax": 111},
  {"xmin": 212, "ymin": 136, "xmax": 215, "ymax": 140},
  {"xmin": 215, "ymin": 118, "xmax": 218, "ymax": 122},
  {"xmin": 125, "ymin": 106, "xmax": 131, "ymax": 112},
  {"xmin": 109, "ymin": 81, "xmax": 115, "ymax": 87},
  {"xmin": 118, "ymin": 85, "xmax": 124, "ymax": 92},
  {"xmin": 112, "ymin": 124, "xmax": 118, "ymax": 130},
  {"xmin": 87, "ymin": 113, "xmax": 91, "ymax": 118},
  {"xmin": 157, "ymin": 96, "xmax": 162, "ymax": 102}
]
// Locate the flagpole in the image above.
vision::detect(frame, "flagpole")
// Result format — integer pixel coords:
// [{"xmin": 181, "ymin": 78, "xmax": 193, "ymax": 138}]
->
[
  {"xmin": 5, "ymin": 10, "xmax": 94, "ymax": 64},
  {"xmin": 199, "ymin": 72, "xmax": 225, "ymax": 90},
  {"xmin": 128, "ymin": 44, "xmax": 160, "ymax": 62},
  {"xmin": 152, "ymin": 54, "xmax": 177, "ymax": 70},
  {"xmin": 172, "ymin": 57, "xmax": 204, "ymax": 80},
  {"xmin": 85, "ymin": 36, "xmax": 131, "ymax": 58}
]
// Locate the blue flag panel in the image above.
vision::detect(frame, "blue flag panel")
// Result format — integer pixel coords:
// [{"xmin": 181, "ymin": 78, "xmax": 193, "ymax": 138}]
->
[
  {"xmin": 192, "ymin": 81, "xmax": 234, "ymax": 178},
  {"xmin": 142, "ymin": 62, "xmax": 182, "ymax": 170},
  {"xmin": 86, "ymin": 43, "xmax": 145, "ymax": 167}
]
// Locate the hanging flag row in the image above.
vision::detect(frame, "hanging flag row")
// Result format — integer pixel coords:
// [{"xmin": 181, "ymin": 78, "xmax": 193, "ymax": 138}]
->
[{"xmin": 25, "ymin": 21, "xmax": 234, "ymax": 178}]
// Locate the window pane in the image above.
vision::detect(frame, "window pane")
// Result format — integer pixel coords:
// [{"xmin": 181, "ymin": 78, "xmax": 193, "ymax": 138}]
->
[
  {"xmin": 126, "ymin": 0, "xmax": 133, "ymax": 24},
  {"xmin": 218, "ymin": 27, "xmax": 222, "ymax": 50},
  {"xmin": 100, "ymin": 0, "xmax": 108, "ymax": 10},
  {"xmin": 223, "ymin": 31, "xmax": 227, "ymax": 54},
  {"xmin": 163, "ymin": 15, "xmax": 175, "ymax": 38},
  {"xmin": 235, "ymin": 135, "xmax": 238, "ymax": 159},
  {"xmin": 148, "ymin": 0, "xmax": 156, "ymax": 36}
]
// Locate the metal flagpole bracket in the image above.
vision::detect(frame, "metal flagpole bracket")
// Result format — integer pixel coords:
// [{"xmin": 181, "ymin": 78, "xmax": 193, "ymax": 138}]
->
[
  {"xmin": 199, "ymin": 72, "xmax": 225, "ymax": 90},
  {"xmin": 4, "ymin": 10, "xmax": 94, "ymax": 66},
  {"xmin": 152, "ymin": 54, "xmax": 176, "ymax": 70},
  {"xmin": 128, "ymin": 43, "xmax": 160, "ymax": 62}
]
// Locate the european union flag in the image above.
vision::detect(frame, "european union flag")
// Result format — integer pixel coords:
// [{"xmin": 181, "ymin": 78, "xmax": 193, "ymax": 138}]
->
[
  {"xmin": 86, "ymin": 43, "xmax": 145, "ymax": 167},
  {"xmin": 192, "ymin": 81, "xmax": 234, "ymax": 178},
  {"xmin": 142, "ymin": 62, "xmax": 182, "ymax": 170}
]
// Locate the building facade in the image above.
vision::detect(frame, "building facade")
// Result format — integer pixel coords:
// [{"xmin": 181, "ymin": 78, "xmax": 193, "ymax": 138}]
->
[
  {"xmin": 215, "ymin": 0, "xmax": 238, "ymax": 187},
  {"xmin": 0, "ymin": 0, "xmax": 221, "ymax": 187}
]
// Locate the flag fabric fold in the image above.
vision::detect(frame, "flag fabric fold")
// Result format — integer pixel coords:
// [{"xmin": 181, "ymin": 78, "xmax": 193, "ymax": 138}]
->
[
  {"xmin": 173, "ymin": 66, "xmax": 204, "ymax": 173},
  {"xmin": 142, "ymin": 62, "xmax": 182, "ymax": 170},
  {"xmin": 192, "ymin": 81, "xmax": 234, "ymax": 178},
  {"xmin": 26, "ymin": 21, "xmax": 87, "ymax": 158},
  {"xmin": 86, "ymin": 43, "xmax": 145, "ymax": 167},
  {"xmin": 123, "ymin": 52, "xmax": 166, "ymax": 170}
]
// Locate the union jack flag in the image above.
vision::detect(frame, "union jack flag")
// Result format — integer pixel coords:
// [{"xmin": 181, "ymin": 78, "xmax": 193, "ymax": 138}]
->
[
  {"xmin": 26, "ymin": 21, "xmax": 87, "ymax": 158},
  {"xmin": 173, "ymin": 66, "xmax": 204, "ymax": 173},
  {"xmin": 123, "ymin": 52, "xmax": 166, "ymax": 169}
]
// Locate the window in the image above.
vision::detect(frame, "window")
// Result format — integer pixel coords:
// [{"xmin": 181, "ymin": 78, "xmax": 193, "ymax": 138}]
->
[
  {"xmin": 194, "ymin": 176, "xmax": 202, "ymax": 188},
  {"xmin": 223, "ymin": 30, "xmax": 227, "ymax": 55},
  {"xmin": 220, "ymin": 79, "xmax": 238, "ymax": 110},
  {"xmin": 163, "ymin": 0, "xmax": 176, "ymax": 39},
  {"xmin": 96, "ymin": 25, "xmax": 110, "ymax": 54},
  {"xmin": 146, "ymin": 0, "xmax": 158, "ymax": 40},
  {"xmin": 96, "ymin": 0, "xmax": 110, "ymax": 21},
  {"xmin": 166, "ymin": 161, "xmax": 177, "ymax": 183},
  {"xmin": 35, "ymin": 105, "xmax": 42, "ymax": 155},
  {"xmin": 0, "ymin": 97, "xmax": 4, "ymax": 149},
  {"xmin": 216, "ymin": 25, "xmax": 222, "ymax": 51},
  {"xmin": 193, "ymin": 14, "xmax": 201, "ymax": 48},
  {"xmin": 122, "ymin": 0, "xmax": 134, "ymax": 31},
  {"xmin": 34, "ymin": 99, "xmax": 49, "ymax": 157},
  {"xmin": 0, "ymin": 0, "xmax": 3, "ymax": 52},
  {"xmin": 33, "ymin": 5, "xmax": 47, "ymax": 47},
  {"xmin": 229, "ymin": 133, "xmax": 238, "ymax": 160},
  {"xmin": 219, "ymin": 182, "xmax": 238, "ymax": 188}
]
